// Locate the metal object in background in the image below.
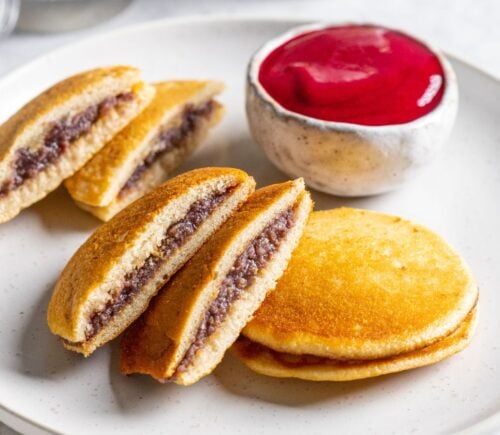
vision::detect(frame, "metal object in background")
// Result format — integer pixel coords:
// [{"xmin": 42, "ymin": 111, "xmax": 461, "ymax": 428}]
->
[
  {"xmin": 0, "ymin": 0, "xmax": 20, "ymax": 36},
  {"xmin": 17, "ymin": 0, "xmax": 133, "ymax": 33}
]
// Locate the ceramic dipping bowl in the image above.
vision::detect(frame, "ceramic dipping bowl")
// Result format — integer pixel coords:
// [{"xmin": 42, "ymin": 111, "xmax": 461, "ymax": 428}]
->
[{"xmin": 246, "ymin": 23, "xmax": 458, "ymax": 197}]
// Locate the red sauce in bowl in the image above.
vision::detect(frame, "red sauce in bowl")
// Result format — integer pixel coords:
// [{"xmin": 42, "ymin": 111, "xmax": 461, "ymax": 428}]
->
[{"xmin": 258, "ymin": 24, "xmax": 445, "ymax": 126}]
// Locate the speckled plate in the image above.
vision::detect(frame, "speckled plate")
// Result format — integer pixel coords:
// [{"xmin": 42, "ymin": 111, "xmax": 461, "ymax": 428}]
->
[{"xmin": 0, "ymin": 16, "xmax": 499, "ymax": 435}]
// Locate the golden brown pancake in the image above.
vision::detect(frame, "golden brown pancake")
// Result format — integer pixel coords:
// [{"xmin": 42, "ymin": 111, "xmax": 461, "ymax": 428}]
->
[
  {"xmin": 239, "ymin": 208, "xmax": 477, "ymax": 371},
  {"xmin": 233, "ymin": 307, "xmax": 477, "ymax": 381},
  {"xmin": 0, "ymin": 66, "xmax": 154, "ymax": 224},
  {"xmin": 120, "ymin": 179, "xmax": 313, "ymax": 386},
  {"xmin": 65, "ymin": 80, "xmax": 224, "ymax": 221},
  {"xmin": 47, "ymin": 167, "xmax": 255, "ymax": 356}
]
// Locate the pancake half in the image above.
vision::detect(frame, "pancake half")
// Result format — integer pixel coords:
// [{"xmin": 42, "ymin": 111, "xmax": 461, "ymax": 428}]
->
[
  {"xmin": 0, "ymin": 66, "xmax": 155, "ymax": 223},
  {"xmin": 240, "ymin": 208, "xmax": 478, "ymax": 366},
  {"xmin": 233, "ymin": 307, "xmax": 477, "ymax": 381},
  {"xmin": 120, "ymin": 178, "xmax": 313, "ymax": 385},
  {"xmin": 65, "ymin": 80, "xmax": 224, "ymax": 221},
  {"xmin": 47, "ymin": 167, "xmax": 255, "ymax": 356}
]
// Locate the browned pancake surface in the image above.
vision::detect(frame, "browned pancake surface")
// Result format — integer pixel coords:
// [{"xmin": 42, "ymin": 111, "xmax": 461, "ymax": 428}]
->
[{"xmin": 243, "ymin": 208, "xmax": 478, "ymax": 359}]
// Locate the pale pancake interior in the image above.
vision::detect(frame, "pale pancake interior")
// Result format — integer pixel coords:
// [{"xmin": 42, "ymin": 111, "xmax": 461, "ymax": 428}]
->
[
  {"xmin": 120, "ymin": 179, "xmax": 312, "ymax": 385},
  {"xmin": 79, "ymin": 101, "xmax": 224, "ymax": 221},
  {"xmin": 65, "ymin": 80, "xmax": 224, "ymax": 209},
  {"xmin": 0, "ymin": 67, "xmax": 154, "ymax": 224}
]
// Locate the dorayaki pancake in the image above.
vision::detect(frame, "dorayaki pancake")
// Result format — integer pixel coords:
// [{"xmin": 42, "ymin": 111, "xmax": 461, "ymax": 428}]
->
[
  {"xmin": 0, "ymin": 66, "xmax": 155, "ymax": 224},
  {"xmin": 65, "ymin": 80, "xmax": 224, "ymax": 221},
  {"xmin": 242, "ymin": 208, "xmax": 478, "ymax": 361},
  {"xmin": 233, "ymin": 307, "xmax": 477, "ymax": 382},
  {"xmin": 47, "ymin": 167, "xmax": 255, "ymax": 356},
  {"xmin": 120, "ymin": 179, "xmax": 313, "ymax": 386}
]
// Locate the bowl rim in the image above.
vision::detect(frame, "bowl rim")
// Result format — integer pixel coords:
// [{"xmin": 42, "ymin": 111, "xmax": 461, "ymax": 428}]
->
[{"xmin": 247, "ymin": 21, "xmax": 458, "ymax": 133}]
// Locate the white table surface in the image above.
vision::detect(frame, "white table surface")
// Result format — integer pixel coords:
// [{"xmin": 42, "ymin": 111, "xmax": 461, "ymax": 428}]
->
[{"xmin": 0, "ymin": 0, "xmax": 499, "ymax": 433}]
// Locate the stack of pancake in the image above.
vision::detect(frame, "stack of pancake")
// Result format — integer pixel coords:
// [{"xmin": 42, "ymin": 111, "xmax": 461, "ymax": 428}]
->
[
  {"xmin": 233, "ymin": 208, "xmax": 478, "ymax": 381},
  {"xmin": 47, "ymin": 170, "xmax": 477, "ymax": 385},
  {"xmin": 0, "ymin": 66, "xmax": 225, "ymax": 224}
]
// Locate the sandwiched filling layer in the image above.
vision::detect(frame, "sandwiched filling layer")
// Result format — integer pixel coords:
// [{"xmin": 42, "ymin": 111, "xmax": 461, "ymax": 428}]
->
[
  {"xmin": 236, "ymin": 337, "xmax": 352, "ymax": 368},
  {"xmin": 86, "ymin": 188, "xmax": 233, "ymax": 340},
  {"xmin": 175, "ymin": 207, "xmax": 296, "ymax": 374},
  {"xmin": 83, "ymin": 187, "xmax": 233, "ymax": 341},
  {"xmin": 0, "ymin": 92, "xmax": 135, "ymax": 197},
  {"xmin": 119, "ymin": 100, "xmax": 215, "ymax": 197},
  {"xmin": 236, "ymin": 304, "xmax": 478, "ymax": 369},
  {"xmin": 236, "ymin": 335, "xmax": 441, "ymax": 369}
]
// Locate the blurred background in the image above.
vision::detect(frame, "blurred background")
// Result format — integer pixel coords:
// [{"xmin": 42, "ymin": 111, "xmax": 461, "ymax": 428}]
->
[
  {"xmin": 0, "ymin": 0, "xmax": 499, "ymax": 433},
  {"xmin": 0, "ymin": 0, "xmax": 499, "ymax": 78}
]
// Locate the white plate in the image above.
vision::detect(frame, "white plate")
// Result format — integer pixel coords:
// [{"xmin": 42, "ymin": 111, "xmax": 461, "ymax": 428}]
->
[{"xmin": 0, "ymin": 16, "xmax": 499, "ymax": 435}]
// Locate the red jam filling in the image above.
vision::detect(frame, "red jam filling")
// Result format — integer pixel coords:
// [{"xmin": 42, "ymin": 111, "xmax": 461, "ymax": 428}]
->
[{"xmin": 258, "ymin": 24, "xmax": 446, "ymax": 126}]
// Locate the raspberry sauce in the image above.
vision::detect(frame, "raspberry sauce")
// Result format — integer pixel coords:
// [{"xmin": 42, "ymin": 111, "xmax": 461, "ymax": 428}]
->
[{"xmin": 258, "ymin": 24, "xmax": 445, "ymax": 126}]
